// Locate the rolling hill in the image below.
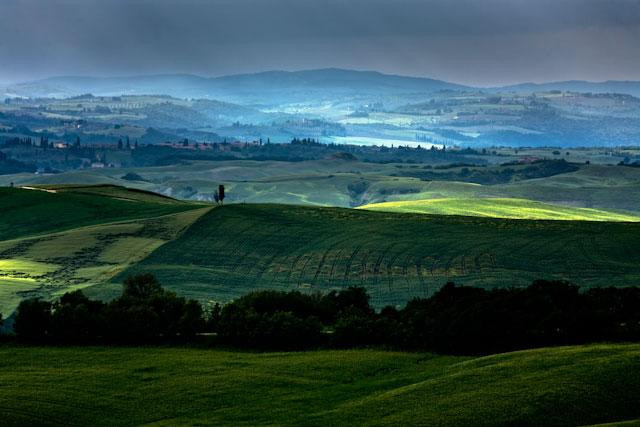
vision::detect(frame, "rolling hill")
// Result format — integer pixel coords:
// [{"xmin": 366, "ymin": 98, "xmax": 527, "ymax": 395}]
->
[
  {"xmin": 0, "ymin": 343, "xmax": 638, "ymax": 425},
  {"xmin": 358, "ymin": 197, "xmax": 640, "ymax": 221},
  {"xmin": 112, "ymin": 203, "xmax": 640, "ymax": 308},
  {"xmin": 6, "ymin": 160, "xmax": 640, "ymax": 214},
  {"xmin": 3, "ymin": 185, "xmax": 640, "ymax": 315},
  {"xmin": 0, "ymin": 185, "xmax": 209, "ymax": 315},
  {"xmin": 0, "ymin": 185, "xmax": 198, "ymax": 241}
]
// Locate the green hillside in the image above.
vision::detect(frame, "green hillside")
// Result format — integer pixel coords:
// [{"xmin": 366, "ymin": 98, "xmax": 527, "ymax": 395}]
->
[
  {"xmin": 113, "ymin": 204, "xmax": 640, "ymax": 307},
  {"xmin": 0, "ymin": 185, "xmax": 210, "ymax": 315},
  {"xmin": 359, "ymin": 197, "xmax": 640, "ymax": 221},
  {"xmin": 4, "ymin": 186, "xmax": 640, "ymax": 312},
  {"xmin": 0, "ymin": 343, "xmax": 638, "ymax": 425},
  {"xmin": 4, "ymin": 160, "xmax": 640, "ymax": 213},
  {"xmin": 33, "ymin": 184, "xmax": 182, "ymax": 204},
  {"xmin": 0, "ymin": 185, "xmax": 201, "ymax": 241},
  {"xmin": 370, "ymin": 164, "xmax": 640, "ymax": 213},
  {"xmin": 0, "ymin": 208, "xmax": 209, "ymax": 316}
]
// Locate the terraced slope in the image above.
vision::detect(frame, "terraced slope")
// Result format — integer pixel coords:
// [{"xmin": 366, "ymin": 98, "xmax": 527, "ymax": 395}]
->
[
  {"xmin": 0, "ymin": 343, "xmax": 638, "ymax": 425},
  {"xmin": 116, "ymin": 204, "xmax": 640, "ymax": 307},
  {"xmin": 358, "ymin": 198, "xmax": 640, "ymax": 221}
]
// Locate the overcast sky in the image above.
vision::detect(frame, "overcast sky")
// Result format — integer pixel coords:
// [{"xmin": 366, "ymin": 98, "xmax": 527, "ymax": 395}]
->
[{"xmin": 1, "ymin": 0, "xmax": 639, "ymax": 86}]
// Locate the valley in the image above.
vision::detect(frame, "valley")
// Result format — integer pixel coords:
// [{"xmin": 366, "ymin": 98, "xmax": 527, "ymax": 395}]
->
[{"xmin": 3, "ymin": 70, "xmax": 640, "ymax": 154}]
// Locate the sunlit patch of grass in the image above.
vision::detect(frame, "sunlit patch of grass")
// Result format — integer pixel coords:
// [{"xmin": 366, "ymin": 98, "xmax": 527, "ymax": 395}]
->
[
  {"xmin": 0, "ymin": 277, "xmax": 41, "ymax": 317},
  {"xmin": 359, "ymin": 198, "xmax": 640, "ymax": 222},
  {"xmin": 0, "ymin": 259, "xmax": 59, "ymax": 276}
]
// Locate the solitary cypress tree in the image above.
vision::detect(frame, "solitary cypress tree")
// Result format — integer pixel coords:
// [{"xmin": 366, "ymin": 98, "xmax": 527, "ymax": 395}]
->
[{"xmin": 218, "ymin": 185, "xmax": 225, "ymax": 205}]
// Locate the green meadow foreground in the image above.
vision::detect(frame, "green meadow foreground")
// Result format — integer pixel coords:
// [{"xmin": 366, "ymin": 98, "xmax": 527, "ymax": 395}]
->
[{"xmin": 0, "ymin": 343, "xmax": 638, "ymax": 425}]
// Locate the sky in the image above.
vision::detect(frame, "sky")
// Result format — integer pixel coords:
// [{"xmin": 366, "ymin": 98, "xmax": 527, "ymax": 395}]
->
[{"xmin": 1, "ymin": 0, "xmax": 639, "ymax": 86}]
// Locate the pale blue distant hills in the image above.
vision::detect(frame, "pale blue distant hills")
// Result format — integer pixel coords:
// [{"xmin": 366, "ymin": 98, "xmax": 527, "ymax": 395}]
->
[{"xmin": 5, "ymin": 68, "xmax": 640, "ymax": 102}]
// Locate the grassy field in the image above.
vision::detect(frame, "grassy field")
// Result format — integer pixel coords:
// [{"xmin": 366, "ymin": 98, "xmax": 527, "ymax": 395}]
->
[
  {"xmin": 0, "ymin": 185, "xmax": 210, "ymax": 316},
  {"xmin": 359, "ymin": 197, "xmax": 640, "ymax": 221},
  {"xmin": 114, "ymin": 204, "xmax": 640, "ymax": 308},
  {"xmin": 0, "ymin": 343, "xmax": 638, "ymax": 425},
  {"xmin": 0, "ymin": 185, "xmax": 201, "ymax": 241},
  {"xmin": 4, "ymin": 183, "xmax": 640, "ymax": 313},
  {"xmin": 34, "ymin": 184, "xmax": 183, "ymax": 204},
  {"xmin": 376, "ymin": 164, "xmax": 640, "ymax": 214},
  {"xmin": 4, "ymin": 160, "xmax": 640, "ymax": 212},
  {"xmin": 0, "ymin": 208, "xmax": 210, "ymax": 316}
]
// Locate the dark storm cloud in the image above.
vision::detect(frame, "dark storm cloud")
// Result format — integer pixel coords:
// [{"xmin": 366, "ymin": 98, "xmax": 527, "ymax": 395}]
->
[{"xmin": 1, "ymin": 0, "xmax": 639, "ymax": 85}]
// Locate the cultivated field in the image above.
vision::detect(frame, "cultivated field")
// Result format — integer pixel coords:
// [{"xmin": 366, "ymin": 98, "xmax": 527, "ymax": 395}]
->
[
  {"xmin": 116, "ymin": 204, "xmax": 640, "ymax": 308},
  {"xmin": 0, "ymin": 186, "xmax": 208, "ymax": 315},
  {"xmin": 0, "ymin": 343, "xmax": 638, "ymax": 425},
  {"xmin": 4, "ymin": 183, "xmax": 640, "ymax": 314}
]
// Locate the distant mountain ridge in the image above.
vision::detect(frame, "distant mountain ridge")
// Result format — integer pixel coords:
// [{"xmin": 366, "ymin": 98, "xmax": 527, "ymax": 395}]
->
[
  {"xmin": 493, "ymin": 80, "xmax": 640, "ymax": 97},
  {"xmin": 3, "ymin": 69, "xmax": 640, "ymax": 111},
  {"xmin": 3, "ymin": 69, "xmax": 640, "ymax": 102},
  {"xmin": 1, "ymin": 69, "xmax": 469, "ymax": 104}
]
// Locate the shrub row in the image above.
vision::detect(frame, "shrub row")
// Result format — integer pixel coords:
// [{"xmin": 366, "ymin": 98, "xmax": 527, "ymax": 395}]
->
[
  {"xmin": 13, "ymin": 274, "xmax": 203, "ymax": 343},
  {"xmin": 8, "ymin": 275, "xmax": 640, "ymax": 354}
]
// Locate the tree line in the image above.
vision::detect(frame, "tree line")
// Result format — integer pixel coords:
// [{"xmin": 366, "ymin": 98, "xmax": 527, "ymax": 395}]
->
[{"xmin": 5, "ymin": 274, "xmax": 640, "ymax": 354}]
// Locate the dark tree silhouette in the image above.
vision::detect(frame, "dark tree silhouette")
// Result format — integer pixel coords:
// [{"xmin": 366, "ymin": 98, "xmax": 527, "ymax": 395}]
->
[
  {"xmin": 122, "ymin": 273, "xmax": 162, "ymax": 299},
  {"xmin": 218, "ymin": 185, "xmax": 225, "ymax": 205},
  {"xmin": 14, "ymin": 298, "xmax": 52, "ymax": 340},
  {"xmin": 51, "ymin": 290, "xmax": 106, "ymax": 341}
]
